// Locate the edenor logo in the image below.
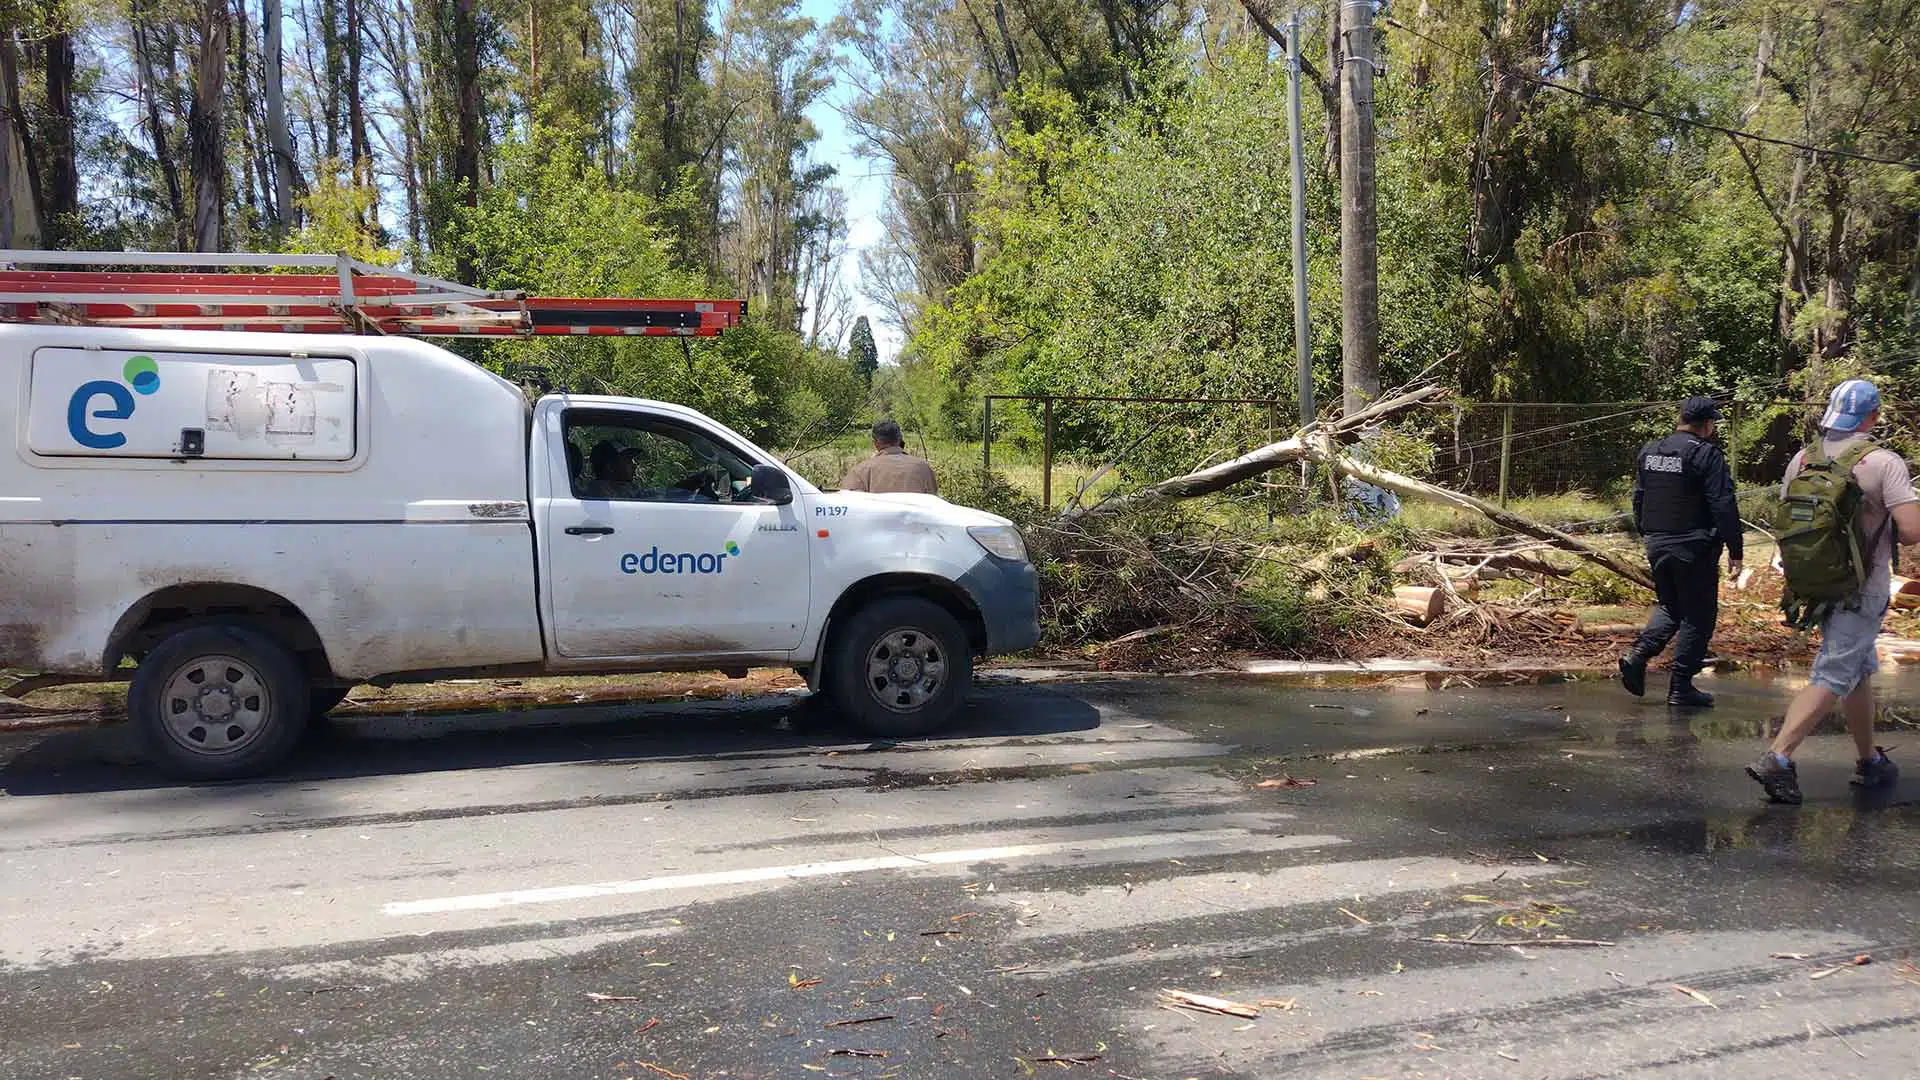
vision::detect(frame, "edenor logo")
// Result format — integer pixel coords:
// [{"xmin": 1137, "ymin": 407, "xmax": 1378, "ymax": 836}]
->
[
  {"xmin": 67, "ymin": 355, "xmax": 161, "ymax": 449},
  {"xmin": 620, "ymin": 540, "xmax": 741, "ymax": 576}
]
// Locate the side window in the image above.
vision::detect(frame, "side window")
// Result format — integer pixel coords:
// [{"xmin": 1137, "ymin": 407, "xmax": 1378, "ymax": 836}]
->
[{"xmin": 564, "ymin": 410, "xmax": 759, "ymax": 504}]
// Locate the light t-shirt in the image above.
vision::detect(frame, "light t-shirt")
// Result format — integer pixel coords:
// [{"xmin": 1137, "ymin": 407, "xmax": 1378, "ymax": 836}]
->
[{"xmin": 1781, "ymin": 436, "xmax": 1919, "ymax": 594}]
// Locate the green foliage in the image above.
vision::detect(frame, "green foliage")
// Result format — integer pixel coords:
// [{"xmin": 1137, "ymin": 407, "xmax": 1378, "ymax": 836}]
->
[
  {"xmin": 282, "ymin": 163, "xmax": 401, "ymax": 264},
  {"xmin": 849, "ymin": 316, "xmax": 879, "ymax": 384}
]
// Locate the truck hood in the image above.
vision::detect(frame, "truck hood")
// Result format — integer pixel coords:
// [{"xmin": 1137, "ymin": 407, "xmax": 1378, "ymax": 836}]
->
[{"xmin": 828, "ymin": 490, "xmax": 1016, "ymax": 529}]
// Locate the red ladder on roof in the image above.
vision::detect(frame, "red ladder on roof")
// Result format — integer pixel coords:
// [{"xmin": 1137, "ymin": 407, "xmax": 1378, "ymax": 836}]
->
[{"xmin": 0, "ymin": 251, "xmax": 745, "ymax": 338}]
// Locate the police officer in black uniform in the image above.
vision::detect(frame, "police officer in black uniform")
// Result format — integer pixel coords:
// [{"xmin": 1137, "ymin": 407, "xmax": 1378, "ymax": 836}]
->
[{"xmin": 1620, "ymin": 396, "xmax": 1743, "ymax": 708}]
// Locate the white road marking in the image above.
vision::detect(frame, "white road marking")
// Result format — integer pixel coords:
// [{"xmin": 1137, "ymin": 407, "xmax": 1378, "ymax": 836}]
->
[
  {"xmin": 384, "ymin": 829, "xmax": 1346, "ymax": 916},
  {"xmin": 255, "ymin": 925, "xmax": 682, "ymax": 984}
]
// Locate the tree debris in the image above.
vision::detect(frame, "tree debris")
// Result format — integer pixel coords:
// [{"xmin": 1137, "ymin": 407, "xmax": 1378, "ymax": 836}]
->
[
  {"xmin": 1069, "ymin": 383, "xmax": 1655, "ymax": 591},
  {"xmin": 585, "ymin": 992, "xmax": 646, "ymax": 1003},
  {"xmin": 635, "ymin": 1064, "xmax": 689, "ymax": 1080},
  {"xmin": 827, "ymin": 1048, "xmax": 889, "ymax": 1058},
  {"xmin": 825, "ymin": 1015, "xmax": 896, "ymax": 1028},
  {"xmin": 1422, "ymin": 936, "xmax": 1615, "ymax": 948},
  {"xmin": 1158, "ymin": 989, "xmax": 1260, "ymax": 1018},
  {"xmin": 1025, "ymin": 1053, "xmax": 1102, "ymax": 1067},
  {"xmin": 1811, "ymin": 955, "xmax": 1873, "ymax": 979},
  {"xmin": 1672, "ymin": 984, "xmax": 1717, "ymax": 1008},
  {"xmin": 1255, "ymin": 774, "xmax": 1317, "ymax": 789}
]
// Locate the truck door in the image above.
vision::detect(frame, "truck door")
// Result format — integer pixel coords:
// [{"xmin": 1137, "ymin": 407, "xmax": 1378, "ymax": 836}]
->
[{"xmin": 538, "ymin": 404, "xmax": 811, "ymax": 659}]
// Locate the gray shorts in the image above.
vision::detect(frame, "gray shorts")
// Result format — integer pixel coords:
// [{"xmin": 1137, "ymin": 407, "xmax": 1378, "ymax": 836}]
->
[{"xmin": 1809, "ymin": 588, "xmax": 1890, "ymax": 697}]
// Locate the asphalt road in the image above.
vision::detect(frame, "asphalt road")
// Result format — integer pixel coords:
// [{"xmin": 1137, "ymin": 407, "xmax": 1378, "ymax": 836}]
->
[{"xmin": 3, "ymin": 669, "xmax": 1919, "ymax": 1079}]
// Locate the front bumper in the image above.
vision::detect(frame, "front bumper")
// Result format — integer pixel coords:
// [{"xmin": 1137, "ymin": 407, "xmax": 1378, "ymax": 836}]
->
[{"xmin": 959, "ymin": 556, "xmax": 1041, "ymax": 655}]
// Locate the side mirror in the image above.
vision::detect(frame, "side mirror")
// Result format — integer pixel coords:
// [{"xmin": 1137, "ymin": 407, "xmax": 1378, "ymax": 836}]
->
[{"xmin": 749, "ymin": 464, "xmax": 794, "ymax": 505}]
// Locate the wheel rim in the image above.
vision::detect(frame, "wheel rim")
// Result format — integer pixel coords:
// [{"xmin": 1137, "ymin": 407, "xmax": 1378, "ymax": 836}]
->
[
  {"xmin": 864, "ymin": 626, "xmax": 948, "ymax": 713},
  {"xmin": 157, "ymin": 653, "xmax": 275, "ymax": 758}
]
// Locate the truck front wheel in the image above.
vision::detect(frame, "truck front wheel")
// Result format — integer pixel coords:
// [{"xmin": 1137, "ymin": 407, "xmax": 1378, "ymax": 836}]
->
[
  {"xmin": 129, "ymin": 622, "xmax": 312, "ymax": 780},
  {"xmin": 828, "ymin": 596, "xmax": 972, "ymax": 738}
]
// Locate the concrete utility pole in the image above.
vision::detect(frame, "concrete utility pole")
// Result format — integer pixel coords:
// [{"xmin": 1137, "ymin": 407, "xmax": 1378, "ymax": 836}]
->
[
  {"xmin": 1287, "ymin": 8, "xmax": 1314, "ymax": 427},
  {"xmin": 1338, "ymin": 0, "xmax": 1379, "ymax": 416}
]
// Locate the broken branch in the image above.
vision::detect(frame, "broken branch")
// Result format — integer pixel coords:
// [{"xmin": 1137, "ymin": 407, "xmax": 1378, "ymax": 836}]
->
[{"xmin": 1422, "ymin": 936, "xmax": 1615, "ymax": 947}]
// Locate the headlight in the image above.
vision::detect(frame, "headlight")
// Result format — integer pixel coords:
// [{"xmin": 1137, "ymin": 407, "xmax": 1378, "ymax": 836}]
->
[{"xmin": 968, "ymin": 525, "xmax": 1029, "ymax": 562}]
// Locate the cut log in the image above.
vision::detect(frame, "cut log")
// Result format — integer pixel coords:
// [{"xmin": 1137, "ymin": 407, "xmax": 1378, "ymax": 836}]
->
[{"xmin": 1393, "ymin": 586, "xmax": 1445, "ymax": 625}]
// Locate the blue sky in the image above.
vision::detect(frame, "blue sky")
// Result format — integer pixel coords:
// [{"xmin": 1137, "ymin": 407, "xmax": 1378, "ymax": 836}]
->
[{"xmin": 797, "ymin": 0, "xmax": 901, "ymax": 362}]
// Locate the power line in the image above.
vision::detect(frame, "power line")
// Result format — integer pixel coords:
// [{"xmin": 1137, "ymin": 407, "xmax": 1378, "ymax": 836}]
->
[{"xmin": 1379, "ymin": 18, "xmax": 1920, "ymax": 170}]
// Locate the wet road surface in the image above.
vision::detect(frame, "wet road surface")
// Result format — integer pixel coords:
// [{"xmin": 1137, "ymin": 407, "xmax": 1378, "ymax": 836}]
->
[{"xmin": 3, "ymin": 669, "xmax": 1919, "ymax": 1078}]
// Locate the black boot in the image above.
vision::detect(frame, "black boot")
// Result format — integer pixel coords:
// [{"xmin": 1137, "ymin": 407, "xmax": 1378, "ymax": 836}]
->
[
  {"xmin": 1619, "ymin": 652, "xmax": 1650, "ymax": 697},
  {"xmin": 1667, "ymin": 673, "xmax": 1714, "ymax": 709}
]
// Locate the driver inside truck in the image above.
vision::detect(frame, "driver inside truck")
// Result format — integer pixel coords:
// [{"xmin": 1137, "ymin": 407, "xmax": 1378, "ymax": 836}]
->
[{"xmin": 585, "ymin": 439, "xmax": 642, "ymax": 499}]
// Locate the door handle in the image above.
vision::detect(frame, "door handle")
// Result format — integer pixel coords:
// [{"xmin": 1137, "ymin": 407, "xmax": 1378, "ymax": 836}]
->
[{"xmin": 565, "ymin": 525, "xmax": 615, "ymax": 536}]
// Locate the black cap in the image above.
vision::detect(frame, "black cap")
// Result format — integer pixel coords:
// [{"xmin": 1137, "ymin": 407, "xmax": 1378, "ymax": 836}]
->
[{"xmin": 1680, "ymin": 395, "xmax": 1724, "ymax": 423}]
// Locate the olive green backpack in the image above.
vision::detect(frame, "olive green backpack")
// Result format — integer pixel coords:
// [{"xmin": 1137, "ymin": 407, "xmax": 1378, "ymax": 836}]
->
[{"xmin": 1773, "ymin": 440, "xmax": 1882, "ymax": 629}]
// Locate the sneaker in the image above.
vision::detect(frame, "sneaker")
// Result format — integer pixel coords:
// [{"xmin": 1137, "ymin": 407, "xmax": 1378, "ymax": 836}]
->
[
  {"xmin": 1852, "ymin": 748, "xmax": 1899, "ymax": 789},
  {"xmin": 1619, "ymin": 655, "xmax": 1647, "ymax": 697},
  {"xmin": 1747, "ymin": 753, "xmax": 1803, "ymax": 805}
]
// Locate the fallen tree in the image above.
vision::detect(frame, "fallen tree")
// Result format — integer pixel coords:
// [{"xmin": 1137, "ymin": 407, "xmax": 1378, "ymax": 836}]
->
[{"xmin": 1066, "ymin": 386, "xmax": 1655, "ymax": 592}]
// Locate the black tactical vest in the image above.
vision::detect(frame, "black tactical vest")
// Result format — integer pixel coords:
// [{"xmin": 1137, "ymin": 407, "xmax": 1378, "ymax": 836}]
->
[{"xmin": 1637, "ymin": 432, "xmax": 1710, "ymax": 534}]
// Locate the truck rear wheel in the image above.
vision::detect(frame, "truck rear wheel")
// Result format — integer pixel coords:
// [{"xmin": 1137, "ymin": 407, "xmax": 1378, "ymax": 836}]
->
[
  {"xmin": 129, "ymin": 622, "xmax": 312, "ymax": 780},
  {"xmin": 828, "ymin": 596, "xmax": 971, "ymax": 738}
]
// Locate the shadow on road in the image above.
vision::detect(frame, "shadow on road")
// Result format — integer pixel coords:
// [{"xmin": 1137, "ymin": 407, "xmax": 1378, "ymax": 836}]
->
[{"xmin": 0, "ymin": 685, "xmax": 1105, "ymax": 797}]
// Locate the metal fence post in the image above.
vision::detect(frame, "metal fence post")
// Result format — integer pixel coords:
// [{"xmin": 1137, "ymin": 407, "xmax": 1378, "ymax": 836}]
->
[
  {"xmin": 982, "ymin": 397, "xmax": 993, "ymax": 476},
  {"xmin": 1498, "ymin": 404, "xmax": 1515, "ymax": 507},
  {"xmin": 1041, "ymin": 398, "xmax": 1055, "ymax": 509},
  {"xmin": 1728, "ymin": 400, "xmax": 1743, "ymax": 484}
]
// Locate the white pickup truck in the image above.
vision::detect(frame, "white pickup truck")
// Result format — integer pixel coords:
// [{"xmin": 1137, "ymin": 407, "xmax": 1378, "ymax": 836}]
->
[{"xmin": 0, "ymin": 324, "xmax": 1039, "ymax": 778}]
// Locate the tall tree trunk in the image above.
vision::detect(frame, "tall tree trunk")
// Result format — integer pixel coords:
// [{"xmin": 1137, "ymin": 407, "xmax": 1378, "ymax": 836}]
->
[
  {"xmin": 42, "ymin": 23, "xmax": 77, "ymax": 232},
  {"xmin": 1817, "ymin": 169, "xmax": 1856, "ymax": 360},
  {"xmin": 345, "ymin": 0, "xmax": 374, "ymax": 233},
  {"xmin": 0, "ymin": 31, "xmax": 43, "ymax": 247},
  {"xmin": 190, "ymin": 0, "xmax": 231, "ymax": 252},
  {"xmin": 263, "ymin": 0, "xmax": 299, "ymax": 231},
  {"xmin": 320, "ymin": 0, "xmax": 343, "ymax": 162},
  {"xmin": 451, "ymin": 0, "xmax": 483, "ymax": 284},
  {"xmin": 230, "ymin": 0, "xmax": 263, "ymax": 230},
  {"xmin": 131, "ymin": 7, "xmax": 188, "ymax": 241},
  {"xmin": 369, "ymin": 0, "xmax": 424, "ymax": 248}
]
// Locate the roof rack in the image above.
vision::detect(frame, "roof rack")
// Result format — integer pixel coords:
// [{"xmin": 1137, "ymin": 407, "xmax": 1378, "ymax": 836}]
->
[{"xmin": 0, "ymin": 250, "xmax": 745, "ymax": 338}]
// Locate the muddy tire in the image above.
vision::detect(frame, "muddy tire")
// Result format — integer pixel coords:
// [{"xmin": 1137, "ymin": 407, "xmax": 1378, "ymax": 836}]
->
[
  {"xmin": 828, "ymin": 596, "xmax": 971, "ymax": 738},
  {"xmin": 129, "ymin": 622, "xmax": 311, "ymax": 781}
]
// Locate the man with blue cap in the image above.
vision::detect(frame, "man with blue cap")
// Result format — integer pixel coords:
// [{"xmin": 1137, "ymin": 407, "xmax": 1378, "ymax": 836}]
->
[
  {"xmin": 1619, "ymin": 395, "xmax": 1743, "ymax": 707},
  {"xmin": 1748, "ymin": 378, "xmax": 1920, "ymax": 804}
]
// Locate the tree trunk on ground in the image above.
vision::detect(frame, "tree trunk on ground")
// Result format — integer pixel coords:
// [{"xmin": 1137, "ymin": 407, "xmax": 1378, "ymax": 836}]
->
[
  {"xmin": 190, "ymin": 0, "xmax": 230, "ymax": 252},
  {"xmin": 1068, "ymin": 385, "xmax": 1655, "ymax": 592}
]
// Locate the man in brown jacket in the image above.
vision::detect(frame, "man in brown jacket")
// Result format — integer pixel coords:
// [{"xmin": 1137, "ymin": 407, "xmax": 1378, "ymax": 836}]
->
[{"xmin": 841, "ymin": 419, "xmax": 938, "ymax": 495}]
